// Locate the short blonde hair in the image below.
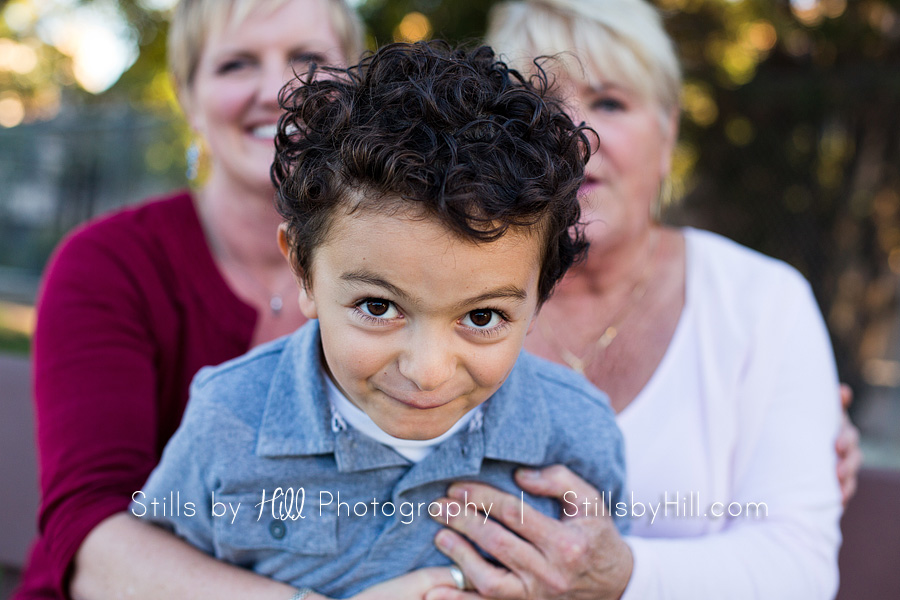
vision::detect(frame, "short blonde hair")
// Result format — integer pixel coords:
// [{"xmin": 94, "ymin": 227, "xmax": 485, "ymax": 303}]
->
[
  {"xmin": 167, "ymin": 0, "xmax": 364, "ymax": 95},
  {"xmin": 486, "ymin": 0, "xmax": 681, "ymax": 114}
]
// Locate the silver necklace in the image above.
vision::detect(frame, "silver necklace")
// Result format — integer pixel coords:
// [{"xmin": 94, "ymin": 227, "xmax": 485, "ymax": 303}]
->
[{"xmin": 200, "ymin": 201, "xmax": 291, "ymax": 317}]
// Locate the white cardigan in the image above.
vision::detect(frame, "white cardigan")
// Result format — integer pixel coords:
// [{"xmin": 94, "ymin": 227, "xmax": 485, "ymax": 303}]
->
[{"xmin": 619, "ymin": 228, "xmax": 842, "ymax": 599}]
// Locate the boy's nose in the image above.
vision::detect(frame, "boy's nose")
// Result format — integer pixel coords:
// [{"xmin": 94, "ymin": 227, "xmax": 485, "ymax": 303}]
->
[{"xmin": 398, "ymin": 335, "xmax": 456, "ymax": 393}]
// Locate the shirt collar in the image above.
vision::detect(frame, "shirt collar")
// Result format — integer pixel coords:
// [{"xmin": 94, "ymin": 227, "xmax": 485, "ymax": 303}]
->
[{"xmin": 257, "ymin": 320, "xmax": 335, "ymax": 457}]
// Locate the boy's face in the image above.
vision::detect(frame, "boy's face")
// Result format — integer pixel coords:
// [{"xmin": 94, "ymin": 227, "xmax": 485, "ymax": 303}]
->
[{"xmin": 296, "ymin": 205, "xmax": 543, "ymax": 440}]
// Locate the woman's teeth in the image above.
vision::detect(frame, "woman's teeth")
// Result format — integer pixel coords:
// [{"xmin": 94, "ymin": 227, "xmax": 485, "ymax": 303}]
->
[{"xmin": 252, "ymin": 124, "xmax": 278, "ymax": 139}]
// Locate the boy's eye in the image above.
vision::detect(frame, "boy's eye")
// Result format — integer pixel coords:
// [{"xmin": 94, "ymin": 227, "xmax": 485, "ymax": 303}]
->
[
  {"xmin": 363, "ymin": 299, "xmax": 389, "ymax": 316},
  {"xmin": 359, "ymin": 299, "xmax": 398, "ymax": 319},
  {"xmin": 462, "ymin": 309, "xmax": 502, "ymax": 329}
]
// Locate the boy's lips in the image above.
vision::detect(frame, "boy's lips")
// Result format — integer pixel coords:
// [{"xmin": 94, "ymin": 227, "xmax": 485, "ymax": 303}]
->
[{"xmin": 379, "ymin": 389, "xmax": 458, "ymax": 410}]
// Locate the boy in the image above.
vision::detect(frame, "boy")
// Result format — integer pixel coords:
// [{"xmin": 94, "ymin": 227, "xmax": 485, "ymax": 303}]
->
[{"xmin": 134, "ymin": 41, "xmax": 625, "ymax": 597}]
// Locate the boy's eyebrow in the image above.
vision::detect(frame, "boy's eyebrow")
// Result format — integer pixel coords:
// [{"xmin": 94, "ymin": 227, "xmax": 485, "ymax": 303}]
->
[
  {"xmin": 340, "ymin": 271, "xmax": 528, "ymax": 308},
  {"xmin": 341, "ymin": 271, "xmax": 411, "ymax": 302},
  {"xmin": 452, "ymin": 286, "xmax": 528, "ymax": 310}
]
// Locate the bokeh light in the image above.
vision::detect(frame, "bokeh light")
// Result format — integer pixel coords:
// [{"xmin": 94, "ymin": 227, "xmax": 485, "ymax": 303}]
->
[
  {"xmin": 0, "ymin": 38, "xmax": 38, "ymax": 73},
  {"xmin": 0, "ymin": 92, "xmax": 25, "ymax": 128},
  {"xmin": 681, "ymin": 81, "xmax": 718, "ymax": 127},
  {"xmin": 394, "ymin": 12, "xmax": 431, "ymax": 43}
]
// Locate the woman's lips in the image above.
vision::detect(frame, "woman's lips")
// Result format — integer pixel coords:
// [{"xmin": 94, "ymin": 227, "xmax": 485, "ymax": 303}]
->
[{"xmin": 579, "ymin": 178, "xmax": 601, "ymax": 196}]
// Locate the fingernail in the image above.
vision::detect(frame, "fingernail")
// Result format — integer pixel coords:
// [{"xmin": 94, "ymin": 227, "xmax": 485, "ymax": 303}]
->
[
  {"xmin": 435, "ymin": 529, "xmax": 453, "ymax": 550},
  {"xmin": 517, "ymin": 468, "xmax": 539, "ymax": 480},
  {"xmin": 447, "ymin": 484, "xmax": 467, "ymax": 499}
]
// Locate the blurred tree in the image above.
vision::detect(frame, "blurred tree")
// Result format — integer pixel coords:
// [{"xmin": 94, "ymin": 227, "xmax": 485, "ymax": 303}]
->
[{"xmin": 657, "ymin": 0, "xmax": 900, "ymax": 395}]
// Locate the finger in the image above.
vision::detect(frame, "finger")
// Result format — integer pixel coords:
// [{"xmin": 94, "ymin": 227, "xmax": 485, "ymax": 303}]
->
[
  {"xmin": 414, "ymin": 566, "xmax": 463, "ymax": 591},
  {"xmin": 433, "ymin": 528, "xmax": 526, "ymax": 599},
  {"xmin": 835, "ymin": 413, "xmax": 860, "ymax": 455},
  {"xmin": 445, "ymin": 482, "xmax": 564, "ymax": 549},
  {"xmin": 432, "ymin": 497, "xmax": 545, "ymax": 575},
  {"xmin": 840, "ymin": 383, "xmax": 853, "ymax": 410},
  {"xmin": 838, "ymin": 442, "xmax": 864, "ymax": 481},
  {"xmin": 425, "ymin": 589, "xmax": 488, "ymax": 600},
  {"xmin": 841, "ymin": 475, "xmax": 858, "ymax": 508},
  {"xmin": 515, "ymin": 465, "xmax": 610, "ymax": 520}
]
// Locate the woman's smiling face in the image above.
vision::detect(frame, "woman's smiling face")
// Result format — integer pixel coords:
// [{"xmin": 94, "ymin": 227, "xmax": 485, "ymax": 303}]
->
[
  {"xmin": 184, "ymin": 0, "xmax": 345, "ymax": 196},
  {"xmin": 290, "ymin": 205, "xmax": 544, "ymax": 441}
]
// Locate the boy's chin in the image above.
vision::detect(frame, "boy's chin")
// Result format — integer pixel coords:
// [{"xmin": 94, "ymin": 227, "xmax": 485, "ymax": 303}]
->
[
  {"xmin": 375, "ymin": 406, "xmax": 471, "ymax": 440},
  {"xmin": 382, "ymin": 419, "xmax": 454, "ymax": 441}
]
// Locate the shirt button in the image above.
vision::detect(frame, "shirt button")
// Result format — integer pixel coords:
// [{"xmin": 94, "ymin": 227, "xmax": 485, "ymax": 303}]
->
[
  {"xmin": 461, "ymin": 446, "xmax": 468, "ymax": 457},
  {"xmin": 269, "ymin": 519, "xmax": 286, "ymax": 540}
]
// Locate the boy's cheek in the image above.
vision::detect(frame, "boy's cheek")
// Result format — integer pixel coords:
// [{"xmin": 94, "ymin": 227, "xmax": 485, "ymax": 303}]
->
[
  {"xmin": 323, "ymin": 330, "xmax": 390, "ymax": 380},
  {"xmin": 470, "ymin": 341, "xmax": 526, "ymax": 390}
]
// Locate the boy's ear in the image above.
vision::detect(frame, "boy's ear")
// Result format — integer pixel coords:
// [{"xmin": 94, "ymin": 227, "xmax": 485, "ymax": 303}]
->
[
  {"xmin": 297, "ymin": 285, "xmax": 318, "ymax": 319},
  {"xmin": 278, "ymin": 223, "xmax": 319, "ymax": 319},
  {"xmin": 277, "ymin": 223, "xmax": 292, "ymax": 261}
]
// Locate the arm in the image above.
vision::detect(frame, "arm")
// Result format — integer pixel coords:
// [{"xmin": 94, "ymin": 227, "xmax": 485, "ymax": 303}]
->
[
  {"xmin": 67, "ymin": 365, "xmax": 300, "ymax": 600},
  {"xmin": 33, "ymin": 226, "xmax": 170, "ymax": 594},
  {"xmin": 71, "ymin": 514, "xmax": 299, "ymax": 600},
  {"xmin": 72, "ymin": 515, "xmax": 457, "ymax": 600},
  {"xmin": 31, "ymin": 222, "xmax": 299, "ymax": 598}
]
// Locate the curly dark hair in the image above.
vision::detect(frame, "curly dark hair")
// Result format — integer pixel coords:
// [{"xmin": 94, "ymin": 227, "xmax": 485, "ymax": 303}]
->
[{"xmin": 272, "ymin": 41, "xmax": 590, "ymax": 303}]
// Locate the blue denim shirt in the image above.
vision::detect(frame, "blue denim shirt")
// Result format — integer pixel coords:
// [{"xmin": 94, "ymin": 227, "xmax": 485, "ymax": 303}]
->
[{"xmin": 135, "ymin": 320, "xmax": 625, "ymax": 597}]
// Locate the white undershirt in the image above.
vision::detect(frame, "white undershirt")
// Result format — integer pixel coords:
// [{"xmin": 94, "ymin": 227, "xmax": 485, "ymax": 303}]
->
[{"xmin": 323, "ymin": 371, "xmax": 482, "ymax": 463}]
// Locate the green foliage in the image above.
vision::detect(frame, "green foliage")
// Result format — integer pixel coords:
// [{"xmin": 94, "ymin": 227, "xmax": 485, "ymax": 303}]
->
[{"xmin": 0, "ymin": 324, "xmax": 30, "ymax": 355}]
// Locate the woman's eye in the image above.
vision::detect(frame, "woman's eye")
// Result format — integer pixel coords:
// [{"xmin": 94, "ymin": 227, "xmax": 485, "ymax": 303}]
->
[
  {"xmin": 291, "ymin": 52, "xmax": 326, "ymax": 66},
  {"xmin": 358, "ymin": 299, "xmax": 398, "ymax": 319},
  {"xmin": 462, "ymin": 309, "xmax": 503, "ymax": 329},
  {"xmin": 217, "ymin": 58, "xmax": 251, "ymax": 74},
  {"xmin": 591, "ymin": 97, "xmax": 626, "ymax": 112}
]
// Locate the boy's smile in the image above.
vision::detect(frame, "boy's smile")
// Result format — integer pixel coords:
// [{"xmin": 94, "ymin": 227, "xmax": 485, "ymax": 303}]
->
[{"xmin": 293, "ymin": 205, "xmax": 544, "ymax": 441}]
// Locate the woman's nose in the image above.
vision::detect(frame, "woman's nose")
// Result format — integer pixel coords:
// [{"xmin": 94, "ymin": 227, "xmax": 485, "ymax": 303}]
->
[{"xmin": 258, "ymin": 59, "xmax": 293, "ymax": 107}]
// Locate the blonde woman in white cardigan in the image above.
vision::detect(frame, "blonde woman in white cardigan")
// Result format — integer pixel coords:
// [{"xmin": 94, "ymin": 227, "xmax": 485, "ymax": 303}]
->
[{"xmin": 424, "ymin": 1, "xmax": 859, "ymax": 598}]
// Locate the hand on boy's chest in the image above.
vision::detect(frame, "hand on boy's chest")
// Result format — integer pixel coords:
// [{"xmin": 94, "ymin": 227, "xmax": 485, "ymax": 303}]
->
[{"xmin": 210, "ymin": 431, "xmax": 558, "ymax": 595}]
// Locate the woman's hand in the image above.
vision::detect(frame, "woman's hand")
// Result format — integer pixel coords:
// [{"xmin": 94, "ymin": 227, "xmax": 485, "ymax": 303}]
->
[
  {"xmin": 425, "ymin": 466, "xmax": 632, "ymax": 600},
  {"xmin": 837, "ymin": 384, "xmax": 863, "ymax": 507},
  {"xmin": 348, "ymin": 567, "xmax": 457, "ymax": 600}
]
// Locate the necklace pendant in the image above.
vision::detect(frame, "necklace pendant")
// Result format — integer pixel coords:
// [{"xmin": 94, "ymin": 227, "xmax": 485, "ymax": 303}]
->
[
  {"xmin": 559, "ymin": 348, "xmax": 586, "ymax": 374},
  {"xmin": 598, "ymin": 326, "xmax": 617, "ymax": 349},
  {"xmin": 270, "ymin": 294, "xmax": 284, "ymax": 316}
]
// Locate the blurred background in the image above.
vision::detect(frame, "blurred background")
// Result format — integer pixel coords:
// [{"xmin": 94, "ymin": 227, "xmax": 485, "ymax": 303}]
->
[{"xmin": 1, "ymin": 0, "xmax": 899, "ymax": 593}]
